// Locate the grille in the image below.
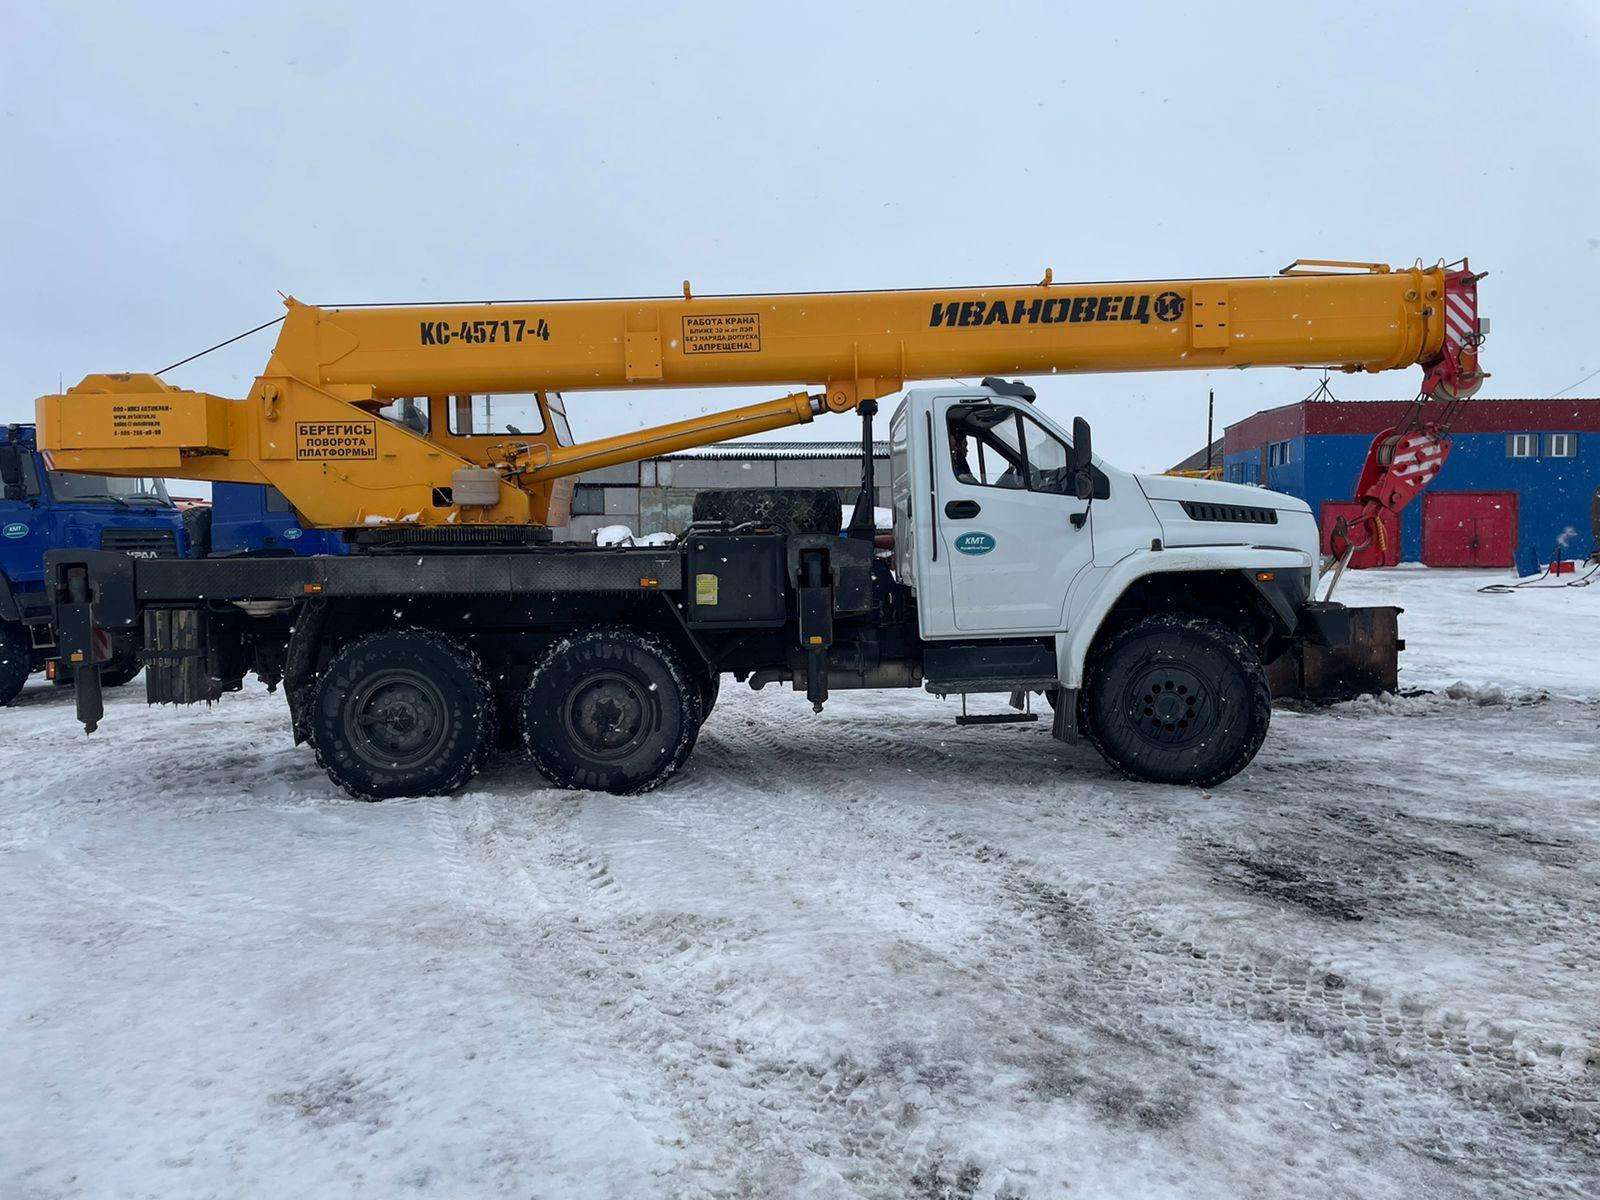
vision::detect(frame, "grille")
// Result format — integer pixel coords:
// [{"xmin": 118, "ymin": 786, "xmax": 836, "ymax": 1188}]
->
[
  {"xmin": 1180, "ymin": 501, "xmax": 1278, "ymax": 525},
  {"xmin": 100, "ymin": 527, "xmax": 179, "ymax": 558}
]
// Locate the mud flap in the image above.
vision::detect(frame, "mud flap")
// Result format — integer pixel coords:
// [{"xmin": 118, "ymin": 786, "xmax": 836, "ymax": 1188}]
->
[{"xmin": 1266, "ymin": 605, "xmax": 1402, "ymax": 703}]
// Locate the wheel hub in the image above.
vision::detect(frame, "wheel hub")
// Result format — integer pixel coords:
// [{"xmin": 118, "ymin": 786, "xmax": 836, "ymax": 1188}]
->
[
  {"xmin": 567, "ymin": 673, "xmax": 650, "ymax": 759},
  {"xmin": 1127, "ymin": 663, "xmax": 1213, "ymax": 748},
  {"xmin": 348, "ymin": 673, "xmax": 448, "ymax": 767}
]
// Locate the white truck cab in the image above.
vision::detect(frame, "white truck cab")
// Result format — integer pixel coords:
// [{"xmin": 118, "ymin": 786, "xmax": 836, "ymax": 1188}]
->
[{"xmin": 888, "ymin": 382, "xmax": 1340, "ymax": 785}]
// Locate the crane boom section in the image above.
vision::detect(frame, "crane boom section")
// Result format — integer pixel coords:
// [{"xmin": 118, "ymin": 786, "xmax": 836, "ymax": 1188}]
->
[
  {"xmin": 37, "ymin": 261, "xmax": 1482, "ymax": 530},
  {"xmin": 278, "ymin": 267, "xmax": 1452, "ymax": 408}
]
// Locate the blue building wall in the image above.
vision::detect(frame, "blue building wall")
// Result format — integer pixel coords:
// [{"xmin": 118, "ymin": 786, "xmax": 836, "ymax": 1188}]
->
[{"xmin": 1226, "ymin": 431, "xmax": 1594, "ymax": 561}]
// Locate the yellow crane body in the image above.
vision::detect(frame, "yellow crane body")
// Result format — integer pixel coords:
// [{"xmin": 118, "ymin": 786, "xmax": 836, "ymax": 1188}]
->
[{"xmin": 37, "ymin": 260, "xmax": 1482, "ymax": 531}]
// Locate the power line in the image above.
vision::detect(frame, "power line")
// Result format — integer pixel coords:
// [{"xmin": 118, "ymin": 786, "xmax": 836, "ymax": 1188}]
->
[{"xmin": 1549, "ymin": 365, "xmax": 1600, "ymax": 398}]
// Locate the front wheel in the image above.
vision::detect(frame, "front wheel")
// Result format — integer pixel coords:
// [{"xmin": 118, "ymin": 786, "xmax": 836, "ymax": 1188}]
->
[
  {"xmin": 520, "ymin": 629, "xmax": 697, "ymax": 795},
  {"xmin": 0, "ymin": 623, "xmax": 30, "ymax": 706},
  {"xmin": 309, "ymin": 630, "xmax": 494, "ymax": 800},
  {"xmin": 1084, "ymin": 615, "xmax": 1271, "ymax": 787}
]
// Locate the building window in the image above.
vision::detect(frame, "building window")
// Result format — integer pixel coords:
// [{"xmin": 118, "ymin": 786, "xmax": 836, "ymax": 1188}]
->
[
  {"xmin": 1506, "ymin": 433, "xmax": 1537, "ymax": 458},
  {"xmin": 1546, "ymin": 433, "xmax": 1577, "ymax": 458},
  {"xmin": 1267, "ymin": 440, "xmax": 1292, "ymax": 468},
  {"xmin": 570, "ymin": 485, "xmax": 605, "ymax": 516}
]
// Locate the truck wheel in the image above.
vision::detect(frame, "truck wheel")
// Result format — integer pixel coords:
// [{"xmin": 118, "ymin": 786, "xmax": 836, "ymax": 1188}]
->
[
  {"xmin": 692, "ymin": 487, "xmax": 842, "ymax": 534},
  {"xmin": 697, "ymin": 669, "xmax": 721, "ymax": 720},
  {"xmin": 1084, "ymin": 615, "xmax": 1271, "ymax": 787},
  {"xmin": 309, "ymin": 630, "xmax": 493, "ymax": 800},
  {"xmin": 182, "ymin": 506, "xmax": 212, "ymax": 559},
  {"xmin": 520, "ymin": 629, "xmax": 697, "ymax": 795},
  {"xmin": 99, "ymin": 644, "xmax": 142, "ymax": 689},
  {"xmin": 0, "ymin": 623, "xmax": 30, "ymax": 706}
]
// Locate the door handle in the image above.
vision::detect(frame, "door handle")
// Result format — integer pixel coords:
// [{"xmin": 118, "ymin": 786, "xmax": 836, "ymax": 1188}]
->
[{"xmin": 944, "ymin": 499, "xmax": 981, "ymax": 519}]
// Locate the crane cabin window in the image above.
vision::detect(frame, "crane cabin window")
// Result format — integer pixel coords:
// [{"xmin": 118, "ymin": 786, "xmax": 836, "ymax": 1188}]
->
[
  {"xmin": 377, "ymin": 398, "xmax": 430, "ymax": 436},
  {"xmin": 448, "ymin": 393, "xmax": 547, "ymax": 438},
  {"xmin": 544, "ymin": 392, "xmax": 574, "ymax": 446}
]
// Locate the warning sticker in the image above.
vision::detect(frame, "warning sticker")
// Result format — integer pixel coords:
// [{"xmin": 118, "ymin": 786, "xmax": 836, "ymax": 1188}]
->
[
  {"xmin": 694, "ymin": 573, "xmax": 719, "ymax": 606},
  {"xmin": 682, "ymin": 313, "xmax": 761, "ymax": 354},
  {"xmin": 295, "ymin": 420, "xmax": 378, "ymax": 460}
]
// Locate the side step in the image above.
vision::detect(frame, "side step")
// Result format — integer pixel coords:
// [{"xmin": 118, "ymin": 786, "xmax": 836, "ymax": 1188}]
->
[
  {"xmin": 924, "ymin": 641, "xmax": 1057, "ymax": 695},
  {"xmin": 955, "ymin": 711, "xmax": 1039, "ymax": 726},
  {"xmin": 953, "ymin": 691, "xmax": 1040, "ymax": 726}
]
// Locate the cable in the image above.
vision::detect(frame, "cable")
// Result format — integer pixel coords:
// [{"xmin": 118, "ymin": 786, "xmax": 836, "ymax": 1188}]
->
[
  {"xmin": 1478, "ymin": 549, "xmax": 1598, "ymax": 593},
  {"xmin": 155, "ymin": 315, "xmax": 286, "ymax": 375},
  {"xmin": 1549, "ymin": 365, "xmax": 1600, "ymax": 398}
]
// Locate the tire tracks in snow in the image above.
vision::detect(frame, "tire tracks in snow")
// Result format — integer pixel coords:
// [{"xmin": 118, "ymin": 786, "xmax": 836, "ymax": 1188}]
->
[
  {"xmin": 682, "ymin": 704, "xmax": 1600, "ymax": 1198},
  {"xmin": 427, "ymin": 793, "xmax": 935, "ymax": 1199}
]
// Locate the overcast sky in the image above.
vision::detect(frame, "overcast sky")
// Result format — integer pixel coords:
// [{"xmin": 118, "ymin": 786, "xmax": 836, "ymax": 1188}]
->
[{"xmin": 3, "ymin": 1, "xmax": 1597, "ymax": 474}]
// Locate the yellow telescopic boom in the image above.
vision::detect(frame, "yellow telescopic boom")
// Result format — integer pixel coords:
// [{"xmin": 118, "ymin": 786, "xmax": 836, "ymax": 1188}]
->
[{"xmin": 36, "ymin": 260, "xmax": 1482, "ymax": 531}]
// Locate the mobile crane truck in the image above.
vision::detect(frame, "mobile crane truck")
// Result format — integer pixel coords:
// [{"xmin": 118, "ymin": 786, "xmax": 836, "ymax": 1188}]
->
[{"xmin": 37, "ymin": 258, "xmax": 1484, "ymax": 798}]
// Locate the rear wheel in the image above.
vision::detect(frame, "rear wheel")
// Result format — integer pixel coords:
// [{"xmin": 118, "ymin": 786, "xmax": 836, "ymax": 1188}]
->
[
  {"xmin": 1084, "ymin": 615, "xmax": 1271, "ymax": 787},
  {"xmin": 696, "ymin": 669, "xmax": 721, "ymax": 720},
  {"xmin": 692, "ymin": 487, "xmax": 842, "ymax": 534},
  {"xmin": 99, "ymin": 640, "xmax": 141, "ymax": 689},
  {"xmin": 309, "ymin": 630, "xmax": 493, "ymax": 800},
  {"xmin": 0, "ymin": 623, "xmax": 30, "ymax": 706},
  {"xmin": 520, "ymin": 629, "xmax": 696, "ymax": 795}
]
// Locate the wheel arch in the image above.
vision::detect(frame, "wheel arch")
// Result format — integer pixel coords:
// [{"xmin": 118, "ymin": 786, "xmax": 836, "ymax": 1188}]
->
[{"xmin": 1059, "ymin": 548, "xmax": 1312, "ymax": 689}]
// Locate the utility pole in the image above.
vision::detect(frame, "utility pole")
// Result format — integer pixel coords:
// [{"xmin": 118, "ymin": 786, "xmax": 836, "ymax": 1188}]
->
[{"xmin": 1205, "ymin": 389, "xmax": 1215, "ymax": 473}]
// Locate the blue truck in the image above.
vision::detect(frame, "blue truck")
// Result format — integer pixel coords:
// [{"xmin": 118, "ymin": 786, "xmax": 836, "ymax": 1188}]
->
[
  {"xmin": 1, "ymin": 425, "xmax": 345, "ymax": 705},
  {"xmin": 206, "ymin": 482, "xmax": 349, "ymax": 558}
]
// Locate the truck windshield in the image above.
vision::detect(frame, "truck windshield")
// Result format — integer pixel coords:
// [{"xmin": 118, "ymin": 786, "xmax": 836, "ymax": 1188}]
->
[{"xmin": 48, "ymin": 472, "xmax": 174, "ymax": 506}]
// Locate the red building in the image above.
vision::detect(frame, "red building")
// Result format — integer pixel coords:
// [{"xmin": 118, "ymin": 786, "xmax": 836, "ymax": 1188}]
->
[{"xmin": 1222, "ymin": 398, "xmax": 1600, "ymax": 566}]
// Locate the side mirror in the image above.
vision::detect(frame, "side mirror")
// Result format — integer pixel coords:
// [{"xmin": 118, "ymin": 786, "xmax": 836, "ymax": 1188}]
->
[
  {"xmin": 0, "ymin": 446, "xmax": 26, "ymax": 501},
  {"xmin": 1070, "ymin": 417, "xmax": 1094, "ymax": 501}
]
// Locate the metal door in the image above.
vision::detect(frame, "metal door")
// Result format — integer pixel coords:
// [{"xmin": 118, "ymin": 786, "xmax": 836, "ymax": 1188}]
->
[
  {"xmin": 1422, "ymin": 491, "xmax": 1518, "ymax": 567},
  {"xmin": 936, "ymin": 398, "xmax": 1093, "ymax": 633}
]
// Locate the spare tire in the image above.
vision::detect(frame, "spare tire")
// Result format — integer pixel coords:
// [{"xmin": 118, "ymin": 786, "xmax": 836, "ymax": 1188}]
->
[
  {"xmin": 182, "ymin": 506, "xmax": 212, "ymax": 559},
  {"xmin": 691, "ymin": 487, "xmax": 842, "ymax": 535}
]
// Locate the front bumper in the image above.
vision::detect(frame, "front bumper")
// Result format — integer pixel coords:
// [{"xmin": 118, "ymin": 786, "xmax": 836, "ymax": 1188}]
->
[{"xmin": 1268, "ymin": 604, "xmax": 1402, "ymax": 703}]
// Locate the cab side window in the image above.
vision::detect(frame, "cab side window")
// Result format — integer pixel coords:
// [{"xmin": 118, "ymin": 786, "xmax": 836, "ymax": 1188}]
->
[
  {"xmin": 1018, "ymin": 413, "xmax": 1073, "ymax": 493},
  {"xmin": 947, "ymin": 408, "xmax": 1025, "ymax": 489},
  {"xmin": 947, "ymin": 405, "xmax": 1076, "ymax": 495}
]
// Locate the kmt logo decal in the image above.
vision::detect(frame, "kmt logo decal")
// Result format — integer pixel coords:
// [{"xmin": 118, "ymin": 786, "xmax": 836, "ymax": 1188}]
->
[
  {"xmin": 1154, "ymin": 291, "xmax": 1185, "ymax": 323},
  {"xmin": 2, "ymin": 522, "xmax": 28, "ymax": 539},
  {"xmin": 954, "ymin": 531, "xmax": 997, "ymax": 555}
]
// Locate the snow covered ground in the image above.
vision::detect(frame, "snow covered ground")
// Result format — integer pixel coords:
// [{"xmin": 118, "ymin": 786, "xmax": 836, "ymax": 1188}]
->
[{"xmin": 2, "ymin": 567, "xmax": 1596, "ymax": 1199}]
